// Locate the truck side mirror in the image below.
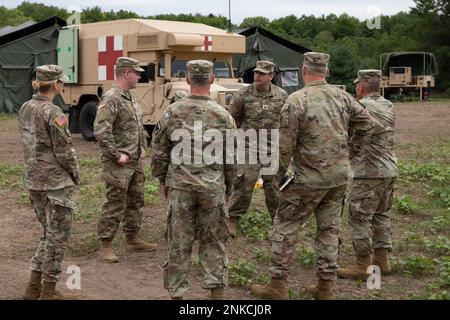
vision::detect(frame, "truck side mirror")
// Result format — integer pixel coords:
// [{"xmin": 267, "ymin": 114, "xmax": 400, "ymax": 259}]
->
[{"xmin": 147, "ymin": 63, "xmax": 156, "ymax": 81}]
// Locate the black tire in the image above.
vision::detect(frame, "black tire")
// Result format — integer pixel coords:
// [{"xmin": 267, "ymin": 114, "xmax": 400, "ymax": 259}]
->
[{"xmin": 79, "ymin": 101, "xmax": 98, "ymax": 141}]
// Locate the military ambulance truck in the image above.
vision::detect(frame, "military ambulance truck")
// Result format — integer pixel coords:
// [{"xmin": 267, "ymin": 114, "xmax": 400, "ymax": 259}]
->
[{"xmin": 57, "ymin": 19, "xmax": 247, "ymax": 140}]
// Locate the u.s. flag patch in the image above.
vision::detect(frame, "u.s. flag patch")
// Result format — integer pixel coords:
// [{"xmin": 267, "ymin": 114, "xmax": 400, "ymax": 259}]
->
[{"xmin": 55, "ymin": 114, "xmax": 68, "ymax": 127}]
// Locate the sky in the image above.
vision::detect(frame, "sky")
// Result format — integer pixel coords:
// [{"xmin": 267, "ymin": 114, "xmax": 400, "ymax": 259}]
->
[{"xmin": 1, "ymin": 0, "xmax": 416, "ymax": 23}]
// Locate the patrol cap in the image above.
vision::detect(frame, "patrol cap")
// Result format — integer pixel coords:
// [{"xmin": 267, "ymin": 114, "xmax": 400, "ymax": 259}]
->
[
  {"xmin": 186, "ymin": 60, "xmax": 213, "ymax": 78},
  {"xmin": 354, "ymin": 69, "xmax": 382, "ymax": 84},
  {"xmin": 253, "ymin": 60, "xmax": 275, "ymax": 74},
  {"xmin": 35, "ymin": 65, "xmax": 69, "ymax": 82},
  {"xmin": 303, "ymin": 52, "xmax": 330, "ymax": 68},
  {"xmin": 115, "ymin": 57, "xmax": 145, "ymax": 72}
]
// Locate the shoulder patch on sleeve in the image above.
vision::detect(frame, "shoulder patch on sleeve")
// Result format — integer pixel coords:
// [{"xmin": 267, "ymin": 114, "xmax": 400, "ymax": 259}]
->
[{"xmin": 55, "ymin": 113, "xmax": 68, "ymax": 127}]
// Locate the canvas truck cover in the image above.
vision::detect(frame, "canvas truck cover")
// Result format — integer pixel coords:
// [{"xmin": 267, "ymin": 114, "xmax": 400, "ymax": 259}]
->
[{"xmin": 381, "ymin": 52, "xmax": 439, "ymax": 76}]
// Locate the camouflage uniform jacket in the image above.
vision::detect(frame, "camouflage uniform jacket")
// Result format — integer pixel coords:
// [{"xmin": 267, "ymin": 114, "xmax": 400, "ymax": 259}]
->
[
  {"xmin": 18, "ymin": 94, "xmax": 80, "ymax": 190},
  {"xmin": 94, "ymin": 84, "xmax": 147, "ymax": 162},
  {"xmin": 229, "ymin": 83, "xmax": 288, "ymax": 130},
  {"xmin": 277, "ymin": 80, "xmax": 375, "ymax": 189},
  {"xmin": 352, "ymin": 92, "xmax": 398, "ymax": 178},
  {"xmin": 151, "ymin": 94, "xmax": 237, "ymax": 194}
]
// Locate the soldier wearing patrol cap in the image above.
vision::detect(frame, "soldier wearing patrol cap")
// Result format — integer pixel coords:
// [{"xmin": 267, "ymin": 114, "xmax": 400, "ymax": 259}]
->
[
  {"xmin": 152, "ymin": 59, "xmax": 237, "ymax": 300},
  {"xmin": 338, "ymin": 70, "xmax": 398, "ymax": 280},
  {"xmin": 228, "ymin": 60, "xmax": 288, "ymax": 237},
  {"xmin": 94, "ymin": 57, "xmax": 157, "ymax": 263},
  {"xmin": 251, "ymin": 52, "xmax": 375, "ymax": 300},
  {"xmin": 20, "ymin": 65, "xmax": 81, "ymax": 300}
]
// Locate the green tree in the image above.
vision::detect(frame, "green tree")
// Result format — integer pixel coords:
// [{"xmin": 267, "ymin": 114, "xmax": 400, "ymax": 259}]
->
[
  {"xmin": 327, "ymin": 41, "xmax": 362, "ymax": 92},
  {"xmin": 16, "ymin": 1, "xmax": 69, "ymax": 22},
  {"xmin": 81, "ymin": 6, "xmax": 105, "ymax": 23},
  {"xmin": 240, "ymin": 16, "xmax": 270, "ymax": 29},
  {"xmin": 0, "ymin": 6, "xmax": 29, "ymax": 28}
]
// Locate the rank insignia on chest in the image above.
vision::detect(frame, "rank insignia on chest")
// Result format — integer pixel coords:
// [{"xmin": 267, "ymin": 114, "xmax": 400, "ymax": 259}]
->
[{"xmin": 55, "ymin": 114, "xmax": 68, "ymax": 127}]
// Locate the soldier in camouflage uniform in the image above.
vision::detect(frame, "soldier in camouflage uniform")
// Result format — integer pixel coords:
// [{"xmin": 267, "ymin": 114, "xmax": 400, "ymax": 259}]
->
[
  {"xmin": 251, "ymin": 53, "xmax": 375, "ymax": 300},
  {"xmin": 94, "ymin": 57, "xmax": 157, "ymax": 263},
  {"xmin": 152, "ymin": 60, "xmax": 236, "ymax": 300},
  {"xmin": 338, "ymin": 70, "xmax": 398, "ymax": 280},
  {"xmin": 19, "ymin": 65, "xmax": 81, "ymax": 300},
  {"xmin": 228, "ymin": 61, "xmax": 288, "ymax": 237}
]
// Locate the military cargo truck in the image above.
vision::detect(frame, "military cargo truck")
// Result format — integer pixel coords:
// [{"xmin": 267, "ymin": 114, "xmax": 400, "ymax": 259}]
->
[{"xmin": 380, "ymin": 52, "xmax": 438, "ymax": 101}]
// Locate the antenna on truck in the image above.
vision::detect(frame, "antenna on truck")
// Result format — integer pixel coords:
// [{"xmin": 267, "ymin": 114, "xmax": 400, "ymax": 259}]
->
[{"xmin": 227, "ymin": 0, "xmax": 232, "ymax": 33}]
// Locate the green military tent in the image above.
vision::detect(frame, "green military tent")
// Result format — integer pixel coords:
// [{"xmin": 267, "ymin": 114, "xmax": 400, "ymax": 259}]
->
[
  {"xmin": 0, "ymin": 16, "xmax": 66, "ymax": 113},
  {"xmin": 233, "ymin": 26, "xmax": 311, "ymax": 94}
]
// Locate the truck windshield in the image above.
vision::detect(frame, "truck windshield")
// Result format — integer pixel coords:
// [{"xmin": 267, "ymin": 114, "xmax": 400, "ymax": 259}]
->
[{"xmin": 158, "ymin": 59, "xmax": 232, "ymax": 78}]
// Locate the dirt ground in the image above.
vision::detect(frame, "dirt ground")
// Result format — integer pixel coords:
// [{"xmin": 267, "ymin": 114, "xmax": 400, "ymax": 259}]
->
[{"xmin": 0, "ymin": 101, "xmax": 449, "ymax": 300}]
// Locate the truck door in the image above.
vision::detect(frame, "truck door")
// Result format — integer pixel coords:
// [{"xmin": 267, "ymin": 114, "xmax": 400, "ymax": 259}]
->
[{"xmin": 57, "ymin": 28, "xmax": 78, "ymax": 83}]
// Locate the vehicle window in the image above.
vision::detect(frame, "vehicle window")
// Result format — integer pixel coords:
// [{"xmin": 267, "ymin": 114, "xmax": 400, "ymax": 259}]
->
[{"xmin": 158, "ymin": 59, "xmax": 231, "ymax": 78}]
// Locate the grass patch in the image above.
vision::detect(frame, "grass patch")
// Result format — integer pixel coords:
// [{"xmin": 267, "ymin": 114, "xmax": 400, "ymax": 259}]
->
[
  {"xmin": 0, "ymin": 113, "xmax": 16, "ymax": 121},
  {"xmin": 0, "ymin": 161, "xmax": 23, "ymax": 188},
  {"xmin": 75, "ymin": 183, "xmax": 104, "ymax": 224},
  {"xmin": 229, "ymin": 258, "xmax": 258, "ymax": 287},
  {"xmin": 294, "ymin": 245, "xmax": 316, "ymax": 269},
  {"xmin": 239, "ymin": 208, "xmax": 272, "ymax": 242},
  {"xmin": 70, "ymin": 233, "xmax": 99, "ymax": 257},
  {"xmin": 394, "ymin": 195, "xmax": 420, "ymax": 215},
  {"xmin": 394, "ymin": 255, "xmax": 437, "ymax": 277},
  {"xmin": 252, "ymin": 247, "xmax": 270, "ymax": 263}
]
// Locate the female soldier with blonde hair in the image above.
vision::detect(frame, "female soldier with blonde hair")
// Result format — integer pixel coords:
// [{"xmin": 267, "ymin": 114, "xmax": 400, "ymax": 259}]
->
[{"xmin": 19, "ymin": 65, "xmax": 81, "ymax": 300}]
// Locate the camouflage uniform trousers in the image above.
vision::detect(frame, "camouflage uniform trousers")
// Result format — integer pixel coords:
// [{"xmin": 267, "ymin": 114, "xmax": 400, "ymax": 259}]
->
[
  {"xmin": 29, "ymin": 187, "xmax": 75, "ymax": 282},
  {"xmin": 97, "ymin": 165, "xmax": 145, "ymax": 240},
  {"xmin": 348, "ymin": 177, "xmax": 396, "ymax": 256},
  {"xmin": 269, "ymin": 183, "xmax": 347, "ymax": 281},
  {"xmin": 163, "ymin": 188, "xmax": 229, "ymax": 298},
  {"xmin": 228, "ymin": 163, "xmax": 278, "ymax": 219}
]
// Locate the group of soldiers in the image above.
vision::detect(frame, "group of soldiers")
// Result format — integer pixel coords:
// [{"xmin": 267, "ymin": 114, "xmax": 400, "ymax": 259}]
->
[{"xmin": 18, "ymin": 51, "xmax": 397, "ymax": 300}]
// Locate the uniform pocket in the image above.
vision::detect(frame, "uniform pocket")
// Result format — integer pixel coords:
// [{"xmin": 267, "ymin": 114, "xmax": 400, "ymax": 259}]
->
[
  {"xmin": 47, "ymin": 188, "xmax": 76, "ymax": 210},
  {"xmin": 102, "ymin": 162, "xmax": 134, "ymax": 190}
]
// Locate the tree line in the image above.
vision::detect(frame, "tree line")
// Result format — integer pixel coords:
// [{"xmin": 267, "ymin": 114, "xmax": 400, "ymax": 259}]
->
[{"xmin": 0, "ymin": 1, "xmax": 448, "ymax": 93}]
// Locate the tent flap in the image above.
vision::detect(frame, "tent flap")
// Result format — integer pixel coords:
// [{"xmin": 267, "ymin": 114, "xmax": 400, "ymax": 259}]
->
[
  {"xmin": 233, "ymin": 26, "xmax": 310, "ymax": 94},
  {"xmin": 0, "ymin": 16, "xmax": 65, "ymax": 113}
]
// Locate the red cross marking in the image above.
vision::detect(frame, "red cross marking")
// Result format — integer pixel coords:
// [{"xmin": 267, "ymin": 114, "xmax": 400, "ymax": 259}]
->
[
  {"xmin": 98, "ymin": 36, "xmax": 123, "ymax": 80},
  {"xmin": 203, "ymin": 36, "xmax": 212, "ymax": 51}
]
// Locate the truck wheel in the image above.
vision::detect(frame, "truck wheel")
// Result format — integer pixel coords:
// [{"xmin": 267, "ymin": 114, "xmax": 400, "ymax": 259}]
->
[{"xmin": 80, "ymin": 101, "xmax": 97, "ymax": 141}]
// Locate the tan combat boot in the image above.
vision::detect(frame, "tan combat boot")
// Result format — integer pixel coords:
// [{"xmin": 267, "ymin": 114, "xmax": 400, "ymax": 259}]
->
[
  {"xmin": 98, "ymin": 238, "xmax": 119, "ymax": 263},
  {"xmin": 210, "ymin": 287, "xmax": 225, "ymax": 300},
  {"xmin": 373, "ymin": 248, "xmax": 392, "ymax": 275},
  {"xmin": 229, "ymin": 217, "xmax": 239, "ymax": 238},
  {"xmin": 23, "ymin": 270, "xmax": 42, "ymax": 300},
  {"xmin": 251, "ymin": 277, "xmax": 289, "ymax": 300},
  {"xmin": 338, "ymin": 255, "xmax": 372, "ymax": 280},
  {"xmin": 39, "ymin": 281, "xmax": 79, "ymax": 300},
  {"xmin": 125, "ymin": 233, "xmax": 158, "ymax": 252},
  {"xmin": 308, "ymin": 279, "xmax": 335, "ymax": 300}
]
